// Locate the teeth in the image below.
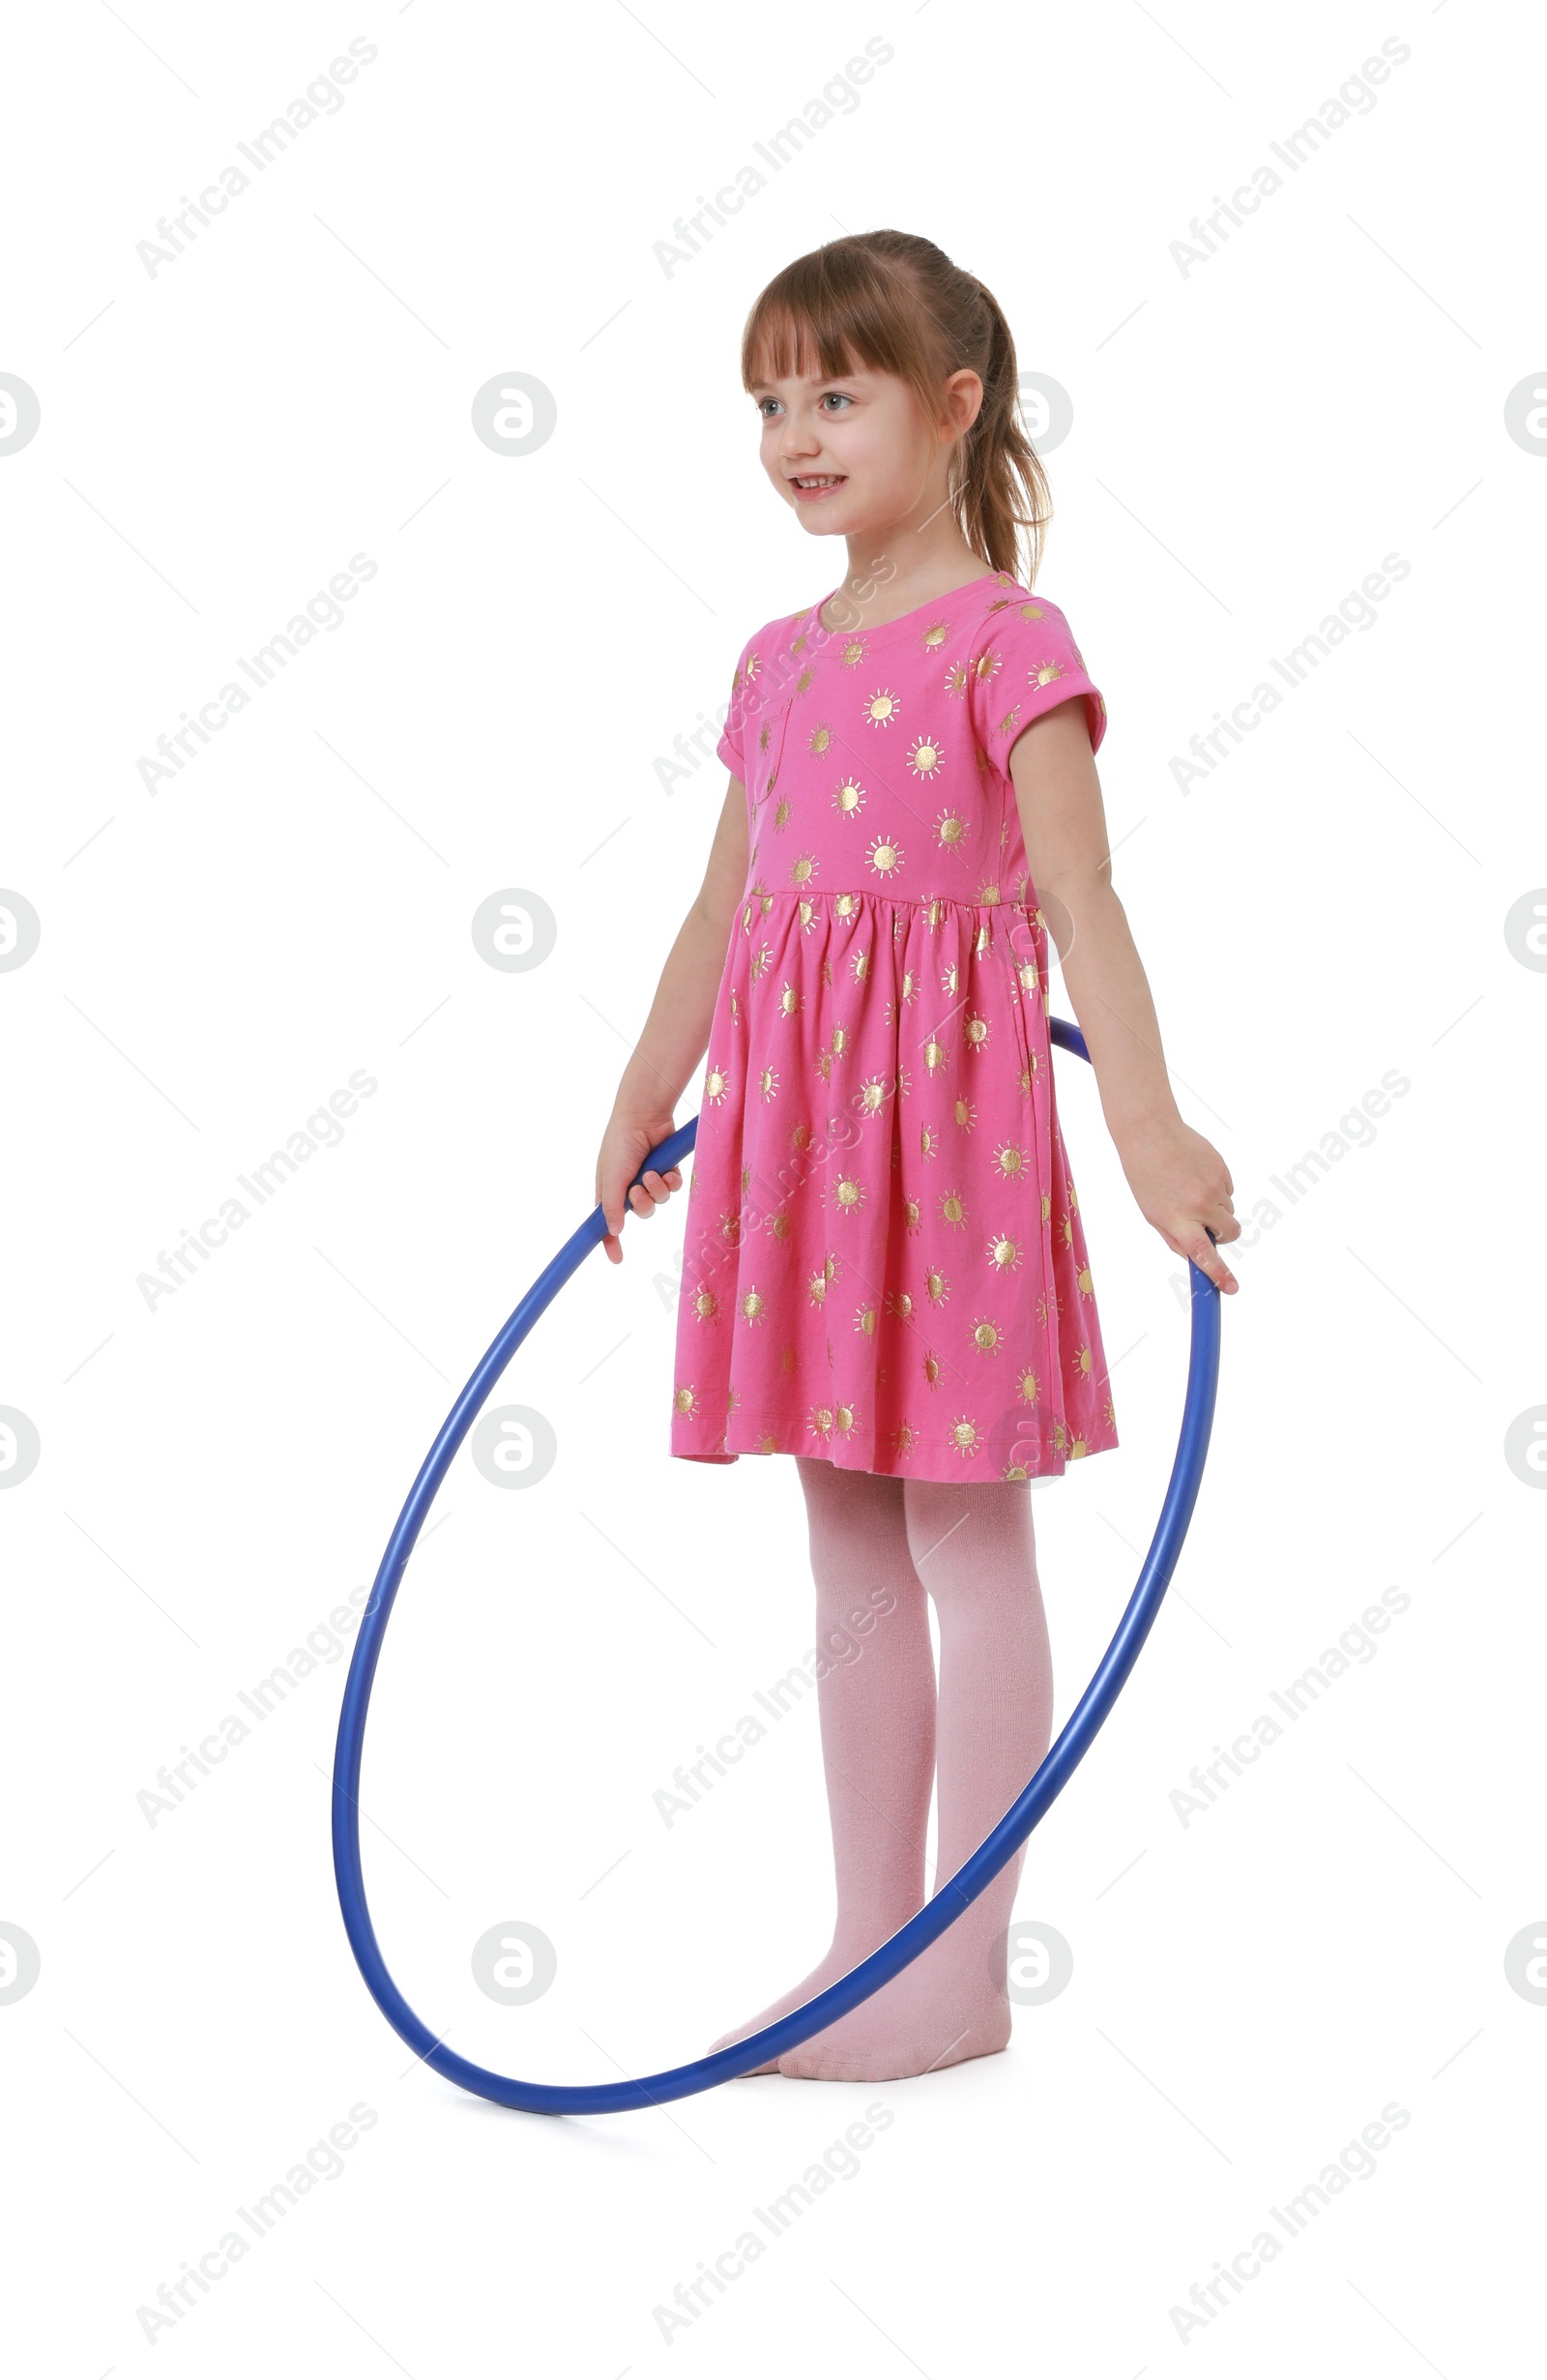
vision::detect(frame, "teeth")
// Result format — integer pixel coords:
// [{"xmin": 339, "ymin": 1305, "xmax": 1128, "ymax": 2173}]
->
[{"xmin": 796, "ymin": 475, "xmax": 840, "ymax": 487}]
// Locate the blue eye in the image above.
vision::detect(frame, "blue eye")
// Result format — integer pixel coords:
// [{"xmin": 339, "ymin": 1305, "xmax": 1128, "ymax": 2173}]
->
[{"xmin": 822, "ymin": 392, "xmax": 853, "ymax": 412}]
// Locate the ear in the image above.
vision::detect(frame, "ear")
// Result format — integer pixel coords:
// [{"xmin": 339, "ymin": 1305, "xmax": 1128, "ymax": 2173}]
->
[{"xmin": 940, "ymin": 367, "xmax": 985, "ymax": 444}]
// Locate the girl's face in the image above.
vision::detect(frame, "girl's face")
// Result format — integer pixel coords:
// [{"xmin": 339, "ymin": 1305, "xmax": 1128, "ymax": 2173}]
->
[{"xmin": 749, "ymin": 352, "xmax": 978, "ymax": 542}]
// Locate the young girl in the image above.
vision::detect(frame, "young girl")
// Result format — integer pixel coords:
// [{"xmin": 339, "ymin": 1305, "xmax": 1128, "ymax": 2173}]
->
[{"xmin": 594, "ymin": 230, "xmax": 1240, "ymax": 2084}]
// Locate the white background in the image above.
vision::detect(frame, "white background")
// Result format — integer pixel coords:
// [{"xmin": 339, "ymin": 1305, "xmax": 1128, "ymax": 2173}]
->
[{"xmin": 3, "ymin": 1, "xmax": 1541, "ymax": 2371}]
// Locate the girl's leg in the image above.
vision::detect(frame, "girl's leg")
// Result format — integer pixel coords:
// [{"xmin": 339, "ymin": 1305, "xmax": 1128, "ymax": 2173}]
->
[
  {"xmin": 777, "ymin": 1473, "xmax": 1053, "ymax": 2082},
  {"xmin": 709, "ymin": 1454, "xmax": 937, "ymax": 2071}
]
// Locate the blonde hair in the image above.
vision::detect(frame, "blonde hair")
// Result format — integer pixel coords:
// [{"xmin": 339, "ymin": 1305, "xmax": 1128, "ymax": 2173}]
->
[{"xmin": 740, "ymin": 229, "xmax": 1052, "ymax": 585}]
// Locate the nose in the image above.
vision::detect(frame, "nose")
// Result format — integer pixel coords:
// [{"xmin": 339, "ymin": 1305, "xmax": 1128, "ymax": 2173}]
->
[{"xmin": 777, "ymin": 406, "xmax": 820, "ymax": 460}]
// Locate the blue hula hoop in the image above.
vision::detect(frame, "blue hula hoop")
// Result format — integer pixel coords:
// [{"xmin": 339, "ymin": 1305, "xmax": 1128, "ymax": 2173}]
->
[{"xmin": 332, "ymin": 1017, "xmax": 1222, "ymax": 2113}]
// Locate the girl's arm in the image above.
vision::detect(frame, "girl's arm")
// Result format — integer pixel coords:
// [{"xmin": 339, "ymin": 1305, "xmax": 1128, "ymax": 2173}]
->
[
  {"xmin": 1008, "ymin": 700, "xmax": 1241, "ymax": 1294},
  {"xmin": 595, "ymin": 773, "xmax": 750, "ymax": 1264}
]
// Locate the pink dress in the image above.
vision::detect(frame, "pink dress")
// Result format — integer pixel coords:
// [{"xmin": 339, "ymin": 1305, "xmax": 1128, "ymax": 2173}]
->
[{"xmin": 668, "ymin": 566, "xmax": 1120, "ymax": 1485}]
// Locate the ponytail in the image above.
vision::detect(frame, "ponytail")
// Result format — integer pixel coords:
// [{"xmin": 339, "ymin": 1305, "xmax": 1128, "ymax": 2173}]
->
[{"xmin": 950, "ymin": 279, "xmax": 1051, "ymax": 584}]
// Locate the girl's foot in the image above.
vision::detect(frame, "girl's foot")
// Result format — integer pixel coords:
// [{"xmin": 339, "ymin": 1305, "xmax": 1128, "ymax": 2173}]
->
[
  {"xmin": 775, "ymin": 1936, "xmax": 1011, "ymax": 2082},
  {"xmin": 707, "ymin": 1938, "xmax": 907, "ymax": 2074}
]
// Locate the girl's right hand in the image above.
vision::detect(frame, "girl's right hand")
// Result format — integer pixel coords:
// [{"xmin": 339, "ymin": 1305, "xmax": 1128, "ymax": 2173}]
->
[{"xmin": 596, "ymin": 1112, "xmax": 685, "ymax": 1265}]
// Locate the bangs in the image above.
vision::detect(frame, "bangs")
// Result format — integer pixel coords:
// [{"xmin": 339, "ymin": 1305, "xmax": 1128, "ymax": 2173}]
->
[
  {"xmin": 743, "ymin": 306, "xmax": 858, "ymax": 389},
  {"xmin": 741, "ymin": 250, "xmax": 941, "ymax": 392}
]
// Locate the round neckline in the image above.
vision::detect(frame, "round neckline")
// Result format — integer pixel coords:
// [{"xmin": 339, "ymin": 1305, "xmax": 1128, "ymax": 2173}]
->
[{"xmin": 809, "ymin": 570, "xmax": 1007, "ymax": 642}]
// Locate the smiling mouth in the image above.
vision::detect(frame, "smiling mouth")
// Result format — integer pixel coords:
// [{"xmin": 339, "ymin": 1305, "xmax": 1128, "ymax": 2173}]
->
[{"xmin": 789, "ymin": 473, "xmax": 847, "ymax": 498}]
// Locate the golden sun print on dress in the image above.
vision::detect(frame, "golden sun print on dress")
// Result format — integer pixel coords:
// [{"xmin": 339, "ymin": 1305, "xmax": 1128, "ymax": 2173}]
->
[{"xmin": 671, "ymin": 576, "xmax": 1118, "ymax": 1483}]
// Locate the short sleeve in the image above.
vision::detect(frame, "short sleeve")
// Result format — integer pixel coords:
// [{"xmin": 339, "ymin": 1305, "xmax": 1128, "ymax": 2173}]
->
[
  {"xmin": 716, "ymin": 616, "xmax": 805, "ymax": 783},
  {"xmin": 716, "ymin": 635, "xmax": 760, "ymax": 781},
  {"xmin": 967, "ymin": 595, "xmax": 1106, "ymax": 779}
]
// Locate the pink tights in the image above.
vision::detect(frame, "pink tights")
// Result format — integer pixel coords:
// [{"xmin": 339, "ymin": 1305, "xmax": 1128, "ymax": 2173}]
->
[{"xmin": 710, "ymin": 1454, "xmax": 1055, "ymax": 2082}]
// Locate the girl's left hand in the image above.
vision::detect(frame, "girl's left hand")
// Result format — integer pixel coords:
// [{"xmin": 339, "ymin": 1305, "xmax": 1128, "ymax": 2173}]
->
[{"xmin": 1116, "ymin": 1113, "xmax": 1241, "ymax": 1294}]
